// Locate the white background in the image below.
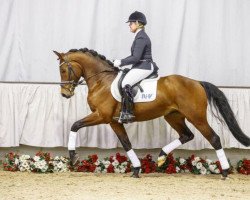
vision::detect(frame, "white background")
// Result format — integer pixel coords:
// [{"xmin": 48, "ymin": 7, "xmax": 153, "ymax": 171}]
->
[{"xmin": 1, "ymin": 0, "xmax": 250, "ymax": 86}]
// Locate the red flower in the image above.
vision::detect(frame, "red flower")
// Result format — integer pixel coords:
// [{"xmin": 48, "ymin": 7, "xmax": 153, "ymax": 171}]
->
[
  {"xmin": 165, "ymin": 164, "xmax": 177, "ymax": 174},
  {"xmin": 140, "ymin": 154, "xmax": 156, "ymax": 173},
  {"xmin": 107, "ymin": 164, "xmax": 114, "ymax": 173},
  {"xmin": 215, "ymin": 161, "xmax": 223, "ymax": 173},
  {"xmin": 89, "ymin": 154, "xmax": 98, "ymax": 163},
  {"xmin": 89, "ymin": 164, "xmax": 96, "ymax": 172},
  {"xmin": 116, "ymin": 153, "xmax": 127, "ymax": 164}
]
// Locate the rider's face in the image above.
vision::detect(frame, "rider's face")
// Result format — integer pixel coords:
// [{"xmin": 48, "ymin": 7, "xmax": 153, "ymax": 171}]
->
[{"xmin": 129, "ymin": 22, "xmax": 138, "ymax": 33}]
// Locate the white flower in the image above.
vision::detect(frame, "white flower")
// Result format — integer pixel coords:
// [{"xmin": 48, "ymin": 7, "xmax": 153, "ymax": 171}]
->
[
  {"xmin": 191, "ymin": 160, "xmax": 197, "ymax": 166},
  {"xmin": 194, "ymin": 157, "xmax": 201, "ymax": 162},
  {"xmin": 209, "ymin": 164, "xmax": 216, "ymax": 172},
  {"xmin": 176, "ymin": 166, "xmax": 180, "ymax": 173},
  {"xmin": 114, "ymin": 168, "xmax": 120, "ymax": 173},
  {"xmin": 54, "ymin": 156, "xmax": 60, "ymax": 161},
  {"xmin": 15, "ymin": 158, "xmax": 19, "ymax": 165},
  {"xmin": 214, "ymin": 169, "xmax": 220, "ymax": 174},
  {"xmin": 94, "ymin": 166, "xmax": 102, "ymax": 173},
  {"xmin": 20, "ymin": 155, "xmax": 30, "ymax": 161},
  {"xmin": 104, "ymin": 161, "xmax": 111, "ymax": 168},
  {"xmin": 206, "ymin": 159, "xmax": 213, "ymax": 165},
  {"xmin": 200, "ymin": 167, "xmax": 207, "ymax": 175},
  {"xmin": 60, "ymin": 156, "xmax": 68, "ymax": 163},
  {"xmin": 112, "ymin": 160, "xmax": 119, "ymax": 167},
  {"xmin": 33, "ymin": 156, "xmax": 40, "ymax": 162},
  {"xmin": 94, "ymin": 160, "xmax": 100, "ymax": 166},
  {"xmin": 179, "ymin": 158, "xmax": 186, "ymax": 165},
  {"xmin": 57, "ymin": 161, "xmax": 63, "ymax": 169},
  {"xmin": 196, "ymin": 162, "xmax": 203, "ymax": 169},
  {"xmin": 121, "ymin": 161, "xmax": 128, "ymax": 166}
]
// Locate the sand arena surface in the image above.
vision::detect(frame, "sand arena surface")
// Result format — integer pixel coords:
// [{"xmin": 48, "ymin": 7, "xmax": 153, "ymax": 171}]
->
[{"xmin": 0, "ymin": 168, "xmax": 249, "ymax": 200}]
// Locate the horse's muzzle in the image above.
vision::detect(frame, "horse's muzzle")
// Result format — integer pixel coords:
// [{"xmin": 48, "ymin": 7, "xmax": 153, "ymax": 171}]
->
[{"xmin": 61, "ymin": 93, "xmax": 71, "ymax": 99}]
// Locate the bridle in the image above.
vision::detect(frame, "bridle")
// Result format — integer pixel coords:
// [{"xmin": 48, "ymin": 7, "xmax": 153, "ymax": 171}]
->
[
  {"xmin": 59, "ymin": 57, "xmax": 83, "ymax": 93},
  {"xmin": 59, "ymin": 56, "xmax": 115, "ymax": 93}
]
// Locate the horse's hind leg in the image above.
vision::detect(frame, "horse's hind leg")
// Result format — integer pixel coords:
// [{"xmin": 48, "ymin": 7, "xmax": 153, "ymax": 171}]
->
[
  {"xmin": 158, "ymin": 111, "xmax": 194, "ymax": 167},
  {"xmin": 188, "ymin": 116, "xmax": 230, "ymax": 179},
  {"xmin": 110, "ymin": 121, "xmax": 141, "ymax": 178}
]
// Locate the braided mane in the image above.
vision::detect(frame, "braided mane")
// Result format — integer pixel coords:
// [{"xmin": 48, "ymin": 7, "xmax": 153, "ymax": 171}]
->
[{"xmin": 68, "ymin": 48, "xmax": 115, "ymax": 68}]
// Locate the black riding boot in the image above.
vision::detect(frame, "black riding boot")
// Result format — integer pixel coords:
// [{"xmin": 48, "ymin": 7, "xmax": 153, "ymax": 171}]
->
[{"xmin": 118, "ymin": 84, "xmax": 135, "ymax": 123}]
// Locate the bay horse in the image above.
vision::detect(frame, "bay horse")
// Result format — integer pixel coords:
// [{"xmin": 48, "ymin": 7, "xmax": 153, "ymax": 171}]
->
[{"xmin": 54, "ymin": 48, "xmax": 250, "ymax": 179}]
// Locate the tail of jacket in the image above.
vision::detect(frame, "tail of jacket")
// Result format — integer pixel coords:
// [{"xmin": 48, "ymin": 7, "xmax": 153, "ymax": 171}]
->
[{"xmin": 200, "ymin": 81, "xmax": 250, "ymax": 147}]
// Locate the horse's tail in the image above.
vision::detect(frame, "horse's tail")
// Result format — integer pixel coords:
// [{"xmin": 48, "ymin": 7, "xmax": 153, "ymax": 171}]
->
[{"xmin": 200, "ymin": 81, "xmax": 250, "ymax": 147}]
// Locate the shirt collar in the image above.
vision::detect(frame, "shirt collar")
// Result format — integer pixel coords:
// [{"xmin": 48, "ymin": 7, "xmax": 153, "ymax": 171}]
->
[{"xmin": 134, "ymin": 29, "xmax": 142, "ymax": 38}]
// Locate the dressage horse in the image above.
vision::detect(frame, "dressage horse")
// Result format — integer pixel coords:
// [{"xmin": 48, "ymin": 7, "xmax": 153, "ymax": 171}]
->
[{"xmin": 54, "ymin": 48, "xmax": 250, "ymax": 179}]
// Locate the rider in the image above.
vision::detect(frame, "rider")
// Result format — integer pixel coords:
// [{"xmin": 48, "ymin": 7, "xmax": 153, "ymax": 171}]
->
[{"xmin": 114, "ymin": 11, "xmax": 158, "ymax": 123}]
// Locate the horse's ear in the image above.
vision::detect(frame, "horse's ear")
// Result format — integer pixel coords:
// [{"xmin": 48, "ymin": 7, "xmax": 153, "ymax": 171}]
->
[{"xmin": 53, "ymin": 50, "xmax": 64, "ymax": 61}]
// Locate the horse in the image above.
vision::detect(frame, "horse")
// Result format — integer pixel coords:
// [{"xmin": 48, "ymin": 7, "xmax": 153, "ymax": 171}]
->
[{"xmin": 54, "ymin": 48, "xmax": 250, "ymax": 179}]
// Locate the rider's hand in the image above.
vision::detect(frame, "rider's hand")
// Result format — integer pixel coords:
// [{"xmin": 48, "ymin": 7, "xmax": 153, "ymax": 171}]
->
[{"xmin": 113, "ymin": 59, "xmax": 121, "ymax": 68}]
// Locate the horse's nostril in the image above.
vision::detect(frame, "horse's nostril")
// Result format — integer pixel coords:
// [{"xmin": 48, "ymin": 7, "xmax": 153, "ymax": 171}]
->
[{"xmin": 62, "ymin": 93, "xmax": 70, "ymax": 99}]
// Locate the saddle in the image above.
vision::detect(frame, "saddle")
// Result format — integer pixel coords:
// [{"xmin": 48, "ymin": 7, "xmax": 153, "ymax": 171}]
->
[
  {"xmin": 111, "ymin": 69, "xmax": 160, "ymax": 103},
  {"xmin": 117, "ymin": 68, "xmax": 158, "ymax": 97}
]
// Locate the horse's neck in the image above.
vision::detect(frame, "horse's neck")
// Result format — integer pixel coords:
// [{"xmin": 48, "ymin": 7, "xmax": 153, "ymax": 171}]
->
[{"xmin": 77, "ymin": 55, "xmax": 116, "ymax": 89}]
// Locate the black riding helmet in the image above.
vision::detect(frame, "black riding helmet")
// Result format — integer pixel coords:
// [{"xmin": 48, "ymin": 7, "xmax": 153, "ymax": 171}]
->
[{"xmin": 126, "ymin": 11, "xmax": 147, "ymax": 25}]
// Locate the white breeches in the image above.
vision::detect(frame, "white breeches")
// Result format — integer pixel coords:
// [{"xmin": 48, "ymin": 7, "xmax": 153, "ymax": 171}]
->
[{"xmin": 121, "ymin": 65, "xmax": 154, "ymax": 88}]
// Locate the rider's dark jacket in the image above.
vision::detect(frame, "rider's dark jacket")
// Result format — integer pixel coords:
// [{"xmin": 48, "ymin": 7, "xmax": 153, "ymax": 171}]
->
[{"xmin": 120, "ymin": 29, "xmax": 158, "ymax": 71}]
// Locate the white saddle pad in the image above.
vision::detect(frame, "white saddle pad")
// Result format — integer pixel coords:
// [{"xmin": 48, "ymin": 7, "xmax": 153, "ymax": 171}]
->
[{"xmin": 111, "ymin": 71, "xmax": 159, "ymax": 103}]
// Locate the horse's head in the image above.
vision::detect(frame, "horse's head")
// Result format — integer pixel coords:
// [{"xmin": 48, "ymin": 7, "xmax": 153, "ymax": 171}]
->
[{"xmin": 54, "ymin": 51, "xmax": 82, "ymax": 98}]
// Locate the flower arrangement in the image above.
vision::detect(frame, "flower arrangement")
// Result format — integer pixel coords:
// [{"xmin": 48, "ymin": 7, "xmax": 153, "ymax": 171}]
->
[
  {"xmin": 75, "ymin": 153, "xmax": 131, "ymax": 173},
  {"xmin": 176, "ymin": 157, "xmax": 190, "ymax": 173},
  {"xmin": 50, "ymin": 156, "xmax": 69, "ymax": 172},
  {"xmin": 30, "ymin": 152, "xmax": 51, "ymax": 173},
  {"xmin": 3, "ymin": 152, "xmax": 19, "ymax": 172},
  {"xmin": 76, "ymin": 154, "xmax": 98, "ymax": 172},
  {"xmin": 140, "ymin": 154, "xmax": 156, "ymax": 173},
  {"xmin": 187, "ymin": 155, "xmax": 210, "ymax": 175},
  {"xmin": 236, "ymin": 159, "xmax": 250, "ymax": 175},
  {"xmin": 2, "ymin": 151, "xmax": 248, "ymax": 175},
  {"xmin": 19, "ymin": 154, "xmax": 32, "ymax": 172}
]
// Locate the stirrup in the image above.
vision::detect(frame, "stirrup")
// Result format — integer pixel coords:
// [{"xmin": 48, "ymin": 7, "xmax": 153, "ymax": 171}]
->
[{"xmin": 115, "ymin": 112, "xmax": 135, "ymax": 124}]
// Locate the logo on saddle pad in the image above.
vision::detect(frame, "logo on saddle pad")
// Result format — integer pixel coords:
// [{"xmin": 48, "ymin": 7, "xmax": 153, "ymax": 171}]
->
[{"xmin": 111, "ymin": 71, "xmax": 159, "ymax": 103}]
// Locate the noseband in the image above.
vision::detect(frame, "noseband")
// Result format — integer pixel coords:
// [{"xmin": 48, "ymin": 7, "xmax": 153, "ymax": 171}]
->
[{"xmin": 59, "ymin": 58, "xmax": 83, "ymax": 93}]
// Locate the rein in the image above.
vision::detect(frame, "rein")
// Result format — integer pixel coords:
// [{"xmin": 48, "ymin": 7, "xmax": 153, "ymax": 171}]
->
[
  {"xmin": 85, "ymin": 69, "xmax": 115, "ymax": 81},
  {"xmin": 59, "ymin": 57, "xmax": 115, "ymax": 92}
]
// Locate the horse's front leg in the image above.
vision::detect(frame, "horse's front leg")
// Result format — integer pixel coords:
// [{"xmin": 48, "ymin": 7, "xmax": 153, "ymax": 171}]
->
[
  {"xmin": 68, "ymin": 111, "xmax": 104, "ymax": 166},
  {"xmin": 110, "ymin": 122, "xmax": 141, "ymax": 178}
]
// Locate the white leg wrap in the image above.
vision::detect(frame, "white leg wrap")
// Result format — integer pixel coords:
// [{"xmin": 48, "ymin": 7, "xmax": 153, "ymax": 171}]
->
[
  {"xmin": 68, "ymin": 131, "xmax": 77, "ymax": 150},
  {"xmin": 127, "ymin": 149, "xmax": 141, "ymax": 168},
  {"xmin": 216, "ymin": 149, "xmax": 229, "ymax": 170},
  {"xmin": 162, "ymin": 139, "xmax": 182, "ymax": 154}
]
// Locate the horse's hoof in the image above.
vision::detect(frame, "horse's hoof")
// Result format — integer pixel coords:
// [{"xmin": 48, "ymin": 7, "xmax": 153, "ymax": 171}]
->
[
  {"xmin": 131, "ymin": 167, "xmax": 140, "ymax": 178},
  {"xmin": 69, "ymin": 150, "xmax": 79, "ymax": 166},
  {"xmin": 131, "ymin": 174, "xmax": 140, "ymax": 178},
  {"xmin": 221, "ymin": 176, "xmax": 230, "ymax": 181},
  {"xmin": 71, "ymin": 153, "xmax": 79, "ymax": 166},
  {"xmin": 157, "ymin": 155, "xmax": 166, "ymax": 167}
]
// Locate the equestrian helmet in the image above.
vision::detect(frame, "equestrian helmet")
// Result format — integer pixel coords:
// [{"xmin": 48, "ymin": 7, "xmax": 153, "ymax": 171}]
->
[{"xmin": 126, "ymin": 11, "xmax": 147, "ymax": 25}]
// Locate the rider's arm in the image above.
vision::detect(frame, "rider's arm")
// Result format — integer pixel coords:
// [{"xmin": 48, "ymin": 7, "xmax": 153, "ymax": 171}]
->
[{"xmin": 120, "ymin": 37, "xmax": 146, "ymax": 66}]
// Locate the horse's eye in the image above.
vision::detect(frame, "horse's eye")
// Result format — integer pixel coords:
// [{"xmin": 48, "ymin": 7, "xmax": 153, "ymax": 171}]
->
[{"xmin": 61, "ymin": 70, "xmax": 66, "ymax": 74}]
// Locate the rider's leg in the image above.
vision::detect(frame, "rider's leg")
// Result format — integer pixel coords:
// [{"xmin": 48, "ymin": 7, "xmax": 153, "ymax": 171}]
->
[{"xmin": 119, "ymin": 67, "xmax": 153, "ymax": 123}]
